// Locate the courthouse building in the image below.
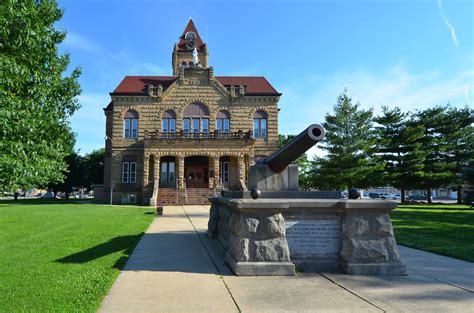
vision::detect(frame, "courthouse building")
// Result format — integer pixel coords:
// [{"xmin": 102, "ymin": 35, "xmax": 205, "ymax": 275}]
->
[{"xmin": 103, "ymin": 19, "xmax": 281, "ymax": 205}]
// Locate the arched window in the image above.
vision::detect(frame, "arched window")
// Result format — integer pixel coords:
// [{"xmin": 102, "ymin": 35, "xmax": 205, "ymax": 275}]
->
[
  {"xmin": 216, "ymin": 111, "xmax": 230, "ymax": 133},
  {"xmin": 124, "ymin": 110, "xmax": 138, "ymax": 138},
  {"xmin": 183, "ymin": 103, "xmax": 210, "ymax": 134},
  {"xmin": 188, "ymin": 61, "xmax": 193, "ymax": 66},
  {"xmin": 181, "ymin": 61, "xmax": 187, "ymax": 66},
  {"xmin": 253, "ymin": 110, "xmax": 267, "ymax": 139},
  {"xmin": 162, "ymin": 110, "xmax": 176, "ymax": 133}
]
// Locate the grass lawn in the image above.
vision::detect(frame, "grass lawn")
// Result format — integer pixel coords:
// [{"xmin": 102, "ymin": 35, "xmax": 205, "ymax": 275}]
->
[
  {"xmin": 391, "ymin": 204, "xmax": 474, "ymax": 262},
  {"xmin": 0, "ymin": 199, "xmax": 155, "ymax": 312}
]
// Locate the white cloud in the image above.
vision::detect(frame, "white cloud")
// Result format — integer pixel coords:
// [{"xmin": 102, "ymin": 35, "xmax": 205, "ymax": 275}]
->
[
  {"xmin": 63, "ymin": 32, "xmax": 105, "ymax": 55},
  {"xmin": 277, "ymin": 64, "xmax": 472, "ymax": 136},
  {"xmin": 279, "ymin": 64, "xmax": 472, "ymax": 160},
  {"xmin": 437, "ymin": 0, "xmax": 460, "ymax": 47}
]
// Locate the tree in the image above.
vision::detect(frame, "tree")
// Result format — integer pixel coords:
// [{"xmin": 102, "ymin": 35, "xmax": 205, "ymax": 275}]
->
[
  {"xmin": 0, "ymin": 1, "xmax": 81, "ymax": 193},
  {"xmin": 441, "ymin": 106, "xmax": 474, "ymax": 204},
  {"xmin": 278, "ymin": 135, "xmax": 312, "ymax": 190},
  {"xmin": 48, "ymin": 152, "xmax": 84, "ymax": 199},
  {"xmin": 313, "ymin": 91, "xmax": 383, "ymax": 191},
  {"xmin": 83, "ymin": 149, "xmax": 105, "ymax": 189},
  {"xmin": 374, "ymin": 106, "xmax": 427, "ymax": 202},
  {"xmin": 416, "ymin": 106, "xmax": 458, "ymax": 203}
]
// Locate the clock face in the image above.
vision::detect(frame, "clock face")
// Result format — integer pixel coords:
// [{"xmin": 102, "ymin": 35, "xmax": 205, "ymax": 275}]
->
[
  {"xmin": 185, "ymin": 31, "xmax": 196, "ymax": 41},
  {"xmin": 185, "ymin": 32, "xmax": 196, "ymax": 49}
]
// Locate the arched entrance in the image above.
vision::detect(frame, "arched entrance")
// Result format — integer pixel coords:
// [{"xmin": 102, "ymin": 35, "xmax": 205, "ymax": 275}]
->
[{"xmin": 184, "ymin": 156, "xmax": 209, "ymax": 188}]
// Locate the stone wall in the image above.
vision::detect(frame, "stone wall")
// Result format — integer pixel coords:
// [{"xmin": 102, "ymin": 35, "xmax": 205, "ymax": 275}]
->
[
  {"xmin": 103, "ymin": 67, "xmax": 280, "ymax": 204},
  {"xmin": 208, "ymin": 197, "xmax": 407, "ymax": 276}
]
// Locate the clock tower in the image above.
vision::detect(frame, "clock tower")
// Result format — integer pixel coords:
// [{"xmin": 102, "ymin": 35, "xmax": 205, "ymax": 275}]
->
[{"xmin": 172, "ymin": 19, "xmax": 209, "ymax": 75}]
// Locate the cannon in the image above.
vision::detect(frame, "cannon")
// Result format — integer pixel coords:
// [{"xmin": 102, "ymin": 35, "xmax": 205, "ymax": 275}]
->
[{"xmin": 248, "ymin": 124, "xmax": 325, "ymax": 193}]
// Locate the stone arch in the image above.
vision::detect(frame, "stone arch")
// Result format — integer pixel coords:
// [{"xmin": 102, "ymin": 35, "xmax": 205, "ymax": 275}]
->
[
  {"xmin": 120, "ymin": 106, "xmax": 143, "ymax": 118},
  {"xmin": 248, "ymin": 106, "xmax": 271, "ymax": 118}
]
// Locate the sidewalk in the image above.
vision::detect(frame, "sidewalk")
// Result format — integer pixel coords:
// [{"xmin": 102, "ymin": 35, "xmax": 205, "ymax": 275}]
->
[{"xmin": 99, "ymin": 205, "xmax": 474, "ymax": 313}]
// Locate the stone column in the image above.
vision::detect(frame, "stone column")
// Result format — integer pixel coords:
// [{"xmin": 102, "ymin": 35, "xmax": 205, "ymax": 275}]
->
[
  {"xmin": 212, "ymin": 155, "xmax": 220, "ymax": 188},
  {"xmin": 153, "ymin": 155, "xmax": 160, "ymax": 181},
  {"xmin": 142, "ymin": 154, "xmax": 149, "ymax": 187},
  {"xmin": 238, "ymin": 155, "xmax": 245, "ymax": 181},
  {"xmin": 177, "ymin": 155, "xmax": 185, "ymax": 189}
]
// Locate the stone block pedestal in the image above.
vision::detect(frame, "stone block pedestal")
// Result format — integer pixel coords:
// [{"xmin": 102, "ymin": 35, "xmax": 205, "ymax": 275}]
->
[{"xmin": 208, "ymin": 197, "xmax": 407, "ymax": 276}]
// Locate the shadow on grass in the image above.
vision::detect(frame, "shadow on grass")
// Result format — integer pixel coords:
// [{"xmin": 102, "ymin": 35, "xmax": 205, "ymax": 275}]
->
[{"xmin": 56, "ymin": 233, "xmax": 144, "ymax": 269}]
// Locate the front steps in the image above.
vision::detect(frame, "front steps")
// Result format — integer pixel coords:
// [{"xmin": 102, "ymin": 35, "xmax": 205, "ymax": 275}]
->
[{"xmin": 157, "ymin": 188, "xmax": 215, "ymax": 206}]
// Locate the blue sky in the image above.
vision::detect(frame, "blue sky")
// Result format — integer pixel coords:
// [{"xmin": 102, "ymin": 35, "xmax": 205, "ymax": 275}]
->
[{"xmin": 57, "ymin": 0, "xmax": 473, "ymax": 156}]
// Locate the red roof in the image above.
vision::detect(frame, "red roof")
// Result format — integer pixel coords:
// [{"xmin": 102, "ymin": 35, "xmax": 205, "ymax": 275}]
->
[
  {"xmin": 177, "ymin": 19, "xmax": 205, "ymax": 52},
  {"xmin": 113, "ymin": 76, "xmax": 177, "ymax": 94},
  {"xmin": 216, "ymin": 76, "xmax": 280, "ymax": 95},
  {"xmin": 111, "ymin": 76, "xmax": 280, "ymax": 96}
]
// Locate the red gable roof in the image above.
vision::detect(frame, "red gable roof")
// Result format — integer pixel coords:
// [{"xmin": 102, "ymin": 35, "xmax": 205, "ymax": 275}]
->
[
  {"xmin": 216, "ymin": 76, "xmax": 280, "ymax": 95},
  {"xmin": 111, "ymin": 76, "xmax": 280, "ymax": 96},
  {"xmin": 177, "ymin": 19, "xmax": 205, "ymax": 52},
  {"xmin": 112, "ymin": 76, "xmax": 177, "ymax": 94}
]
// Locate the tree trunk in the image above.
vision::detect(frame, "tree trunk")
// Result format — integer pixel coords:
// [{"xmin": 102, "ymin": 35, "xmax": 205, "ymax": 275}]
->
[
  {"xmin": 427, "ymin": 188, "xmax": 432, "ymax": 204},
  {"xmin": 401, "ymin": 189, "xmax": 405, "ymax": 203},
  {"xmin": 13, "ymin": 192, "xmax": 19, "ymax": 201},
  {"xmin": 457, "ymin": 186, "xmax": 463, "ymax": 205}
]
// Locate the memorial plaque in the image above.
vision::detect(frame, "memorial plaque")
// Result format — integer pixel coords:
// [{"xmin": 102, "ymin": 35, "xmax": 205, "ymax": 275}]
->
[{"xmin": 285, "ymin": 219, "xmax": 341, "ymax": 258}]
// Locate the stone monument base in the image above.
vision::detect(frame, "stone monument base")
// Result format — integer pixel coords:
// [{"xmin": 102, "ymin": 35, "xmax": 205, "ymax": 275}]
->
[
  {"xmin": 225, "ymin": 253, "xmax": 295, "ymax": 276},
  {"xmin": 208, "ymin": 195, "xmax": 407, "ymax": 276},
  {"xmin": 343, "ymin": 261, "xmax": 407, "ymax": 275}
]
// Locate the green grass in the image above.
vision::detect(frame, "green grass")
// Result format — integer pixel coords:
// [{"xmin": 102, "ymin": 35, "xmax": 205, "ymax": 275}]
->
[
  {"xmin": 391, "ymin": 204, "xmax": 474, "ymax": 262},
  {"xmin": 0, "ymin": 199, "xmax": 155, "ymax": 312}
]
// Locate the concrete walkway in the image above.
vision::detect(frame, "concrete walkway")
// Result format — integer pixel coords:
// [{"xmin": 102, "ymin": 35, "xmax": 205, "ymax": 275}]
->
[{"xmin": 99, "ymin": 205, "xmax": 474, "ymax": 313}]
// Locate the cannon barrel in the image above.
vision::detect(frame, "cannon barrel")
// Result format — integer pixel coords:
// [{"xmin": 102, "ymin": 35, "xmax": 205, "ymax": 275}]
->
[{"xmin": 263, "ymin": 124, "xmax": 325, "ymax": 173}]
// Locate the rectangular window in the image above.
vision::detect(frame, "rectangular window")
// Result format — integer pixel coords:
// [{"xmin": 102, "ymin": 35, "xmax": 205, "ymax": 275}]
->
[
  {"xmin": 223, "ymin": 119, "xmax": 230, "ymax": 132},
  {"xmin": 253, "ymin": 119, "xmax": 260, "ymax": 138},
  {"xmin": 122, "ymin": 162, "xmax": 129, "ymax": 183},
  {"xmin": 160, "ymin": 162, "xmax": 168, "ymax": 183},
  {"xmin": 131, "ymin": 119, "xmax": 138, "ymax": 138},
  {"xmin": 183, "ymin": 119, "xmax": 190, "ymax": 133},
  {"xmin": 162, "ymin": 119, "xmax": 169, "ymax": 132},
  {"xmin": 169, "ymin": 119, "xmax": 176, "ymax": 132},
  {"xmin": 129, "ymin": 162, "xmax": 136, "ymax": 183},
  {"xmin": 168, "ymin": 162, "xmax": 175, "ymax": 183},
  {"xmin": 193, "ymin": 119, "xmax": 199, "ymax": 133},
  {"xmin": 160, "ymin": 162, "xmax": 176, "ymax": 183},
  {"xmin": 202, "ymin": 119, "xmax": 209, "ymax": 133},
  {"xmin": 261, "ymin": 119, "xmax": 267, "ymax": 138},
  {"xmin": 124, "ymin": 119, "xmax": 131, "ymax": 138},
  {"xmin": 220, "ymin": 161, "xmax": 230, "ymax": 183}
]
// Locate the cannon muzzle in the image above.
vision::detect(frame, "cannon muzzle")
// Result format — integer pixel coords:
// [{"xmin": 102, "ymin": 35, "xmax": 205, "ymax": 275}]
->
[{"xmin": 263, "ymin": 124, "xmax": 325, "ymax": 173}]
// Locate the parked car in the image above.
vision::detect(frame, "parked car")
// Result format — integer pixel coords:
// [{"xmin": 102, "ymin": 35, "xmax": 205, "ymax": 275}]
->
[
  {"xmin": 42, "ymin": 191, "xmax": 54, "ymax": 198},
  {"xmin": 407, "ymin": 194, "xmax": 429, "ymax": 201},
  {"xmin": 392, "ymin": 194, "xmax": 401, "ymax": 200},
  {"xmin": 380, "ymin": 193, "xmax": 393, "ymax": 200},
  {"xmin": 368, "ymin": 192, "xmax": 382, "ymax": 199}
]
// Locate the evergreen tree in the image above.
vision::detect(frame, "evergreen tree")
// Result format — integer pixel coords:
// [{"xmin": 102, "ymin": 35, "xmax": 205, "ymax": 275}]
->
[
  {"xmin": 313, "ymin": 91, "xmax": 383, "ymax": 191},
  {"xmin": 374, "ymin": 107, "xmax": 426, "ymax": 202},
  {"xmin": 416, "ymin": 106, "xmax": 456, "ymax": 203},
  {"xmin": 0, "ymin": 0, "xmax": 81, "ymax": 192},
  {"xmin": 440, "ymin": 106, "xmax": 474, "ymax": 204}
]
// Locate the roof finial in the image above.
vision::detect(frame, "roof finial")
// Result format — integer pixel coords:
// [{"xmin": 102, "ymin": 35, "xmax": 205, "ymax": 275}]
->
[{"xmin": 189, "ymin": 16, "xmax": 192, "ymax": 20}]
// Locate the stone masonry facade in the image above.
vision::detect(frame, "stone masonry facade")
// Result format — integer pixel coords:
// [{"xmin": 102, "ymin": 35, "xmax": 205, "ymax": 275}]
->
[{"xmin": 102, "ymin": 19, "xmax": 281, "ymax": 205}]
